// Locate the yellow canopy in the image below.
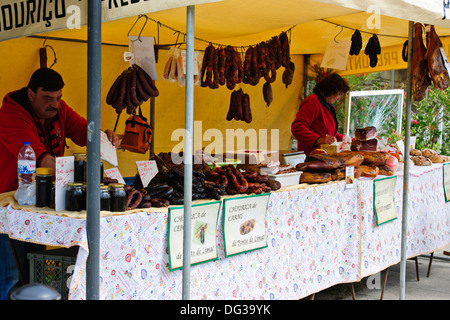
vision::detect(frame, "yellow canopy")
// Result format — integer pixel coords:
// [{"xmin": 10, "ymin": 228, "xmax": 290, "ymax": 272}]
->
[{"xmin": 1, "ymin": 0, "xmax": 450, "ymax": 176}]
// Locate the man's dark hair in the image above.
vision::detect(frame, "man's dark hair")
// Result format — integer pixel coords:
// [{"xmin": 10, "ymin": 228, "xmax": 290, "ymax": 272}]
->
[
  {"xmin": 27, "ymin": 68, "xmax": 65, "ymax": 92},
  {"xmin": 313, "ymin": 72, "xmax": 350, "ymax": 98}
]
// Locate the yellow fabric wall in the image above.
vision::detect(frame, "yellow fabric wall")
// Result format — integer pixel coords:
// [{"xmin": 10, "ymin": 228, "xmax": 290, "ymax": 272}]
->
[{"xmin": 0, "ymin": 37, "xmax": 303, "ymax": 177}]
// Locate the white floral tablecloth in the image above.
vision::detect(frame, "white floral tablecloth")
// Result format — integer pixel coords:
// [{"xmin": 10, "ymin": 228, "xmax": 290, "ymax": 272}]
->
[{"xmin": 1, "ymin": 164, "xmax": 449, "ymax": 300}]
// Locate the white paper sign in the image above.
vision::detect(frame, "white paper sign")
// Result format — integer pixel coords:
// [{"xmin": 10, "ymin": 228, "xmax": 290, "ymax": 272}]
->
[
  {"xmin": 222, "ymin": 194, "xmax": 270, "ymax": 257},
  {"xmin": 100, "ymin": 131, "xmax": 118, "ymax": 167},
  {"xmin": 104, "ymin": 168, "xmax": 125, "ymax": 184},
  {"xmin": 128, "ymin": 36, "xmax": 157, "ymax": 80},
  {"xmin": 373, "ymin": 176, "xmax": 397, "ymax": 225},
  {"xmin": 136, "ymin": 160, "xmax": 158, "ymax": 188},
  {"xmin": 321, "ymin": 40, "xmax": 352, "ymax": 70},
  {"xmin": 55, "ymin": 156, "xmax": 74, "ymax": 211},
  {"xmin": 168, "ymin": 201, "xmax": 221, "ymax": 271}
]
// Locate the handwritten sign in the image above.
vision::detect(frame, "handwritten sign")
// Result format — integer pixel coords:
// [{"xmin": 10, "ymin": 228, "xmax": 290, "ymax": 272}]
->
[
  {"xmin": 222, "ymin": 194, "xmax": 270, "ymax": 257},
  {"xmin": 129, "ymin": 36, "xmax": 157, "ymax": 80},
  {"xmin": 100, "ymin": 131, "xmax": 118, "ymax": 167},
  {"xmin": 136, "ymin": 160, "xmax": 158, "ymax": 188},
  {"xmin": 168, "ymin": 201, "xmax": 221, "ymax": 271},
  {"xmin": 373, "ymin": 176, "xmax": 397, "ymax": 225},
  {"xmin": 104, "ymin": 168, "xmax": 125, "ymax": 184},
  {"xmin": 321, "ymin": 40, "xmax": 352, "ymax": 70},
  {"xmin": 443, "ymin": 163, "xmax": 450, "ymax": 202},
  {"xmin": 55, "ymin": 156, "xmax": 74, "ymax": 211}
]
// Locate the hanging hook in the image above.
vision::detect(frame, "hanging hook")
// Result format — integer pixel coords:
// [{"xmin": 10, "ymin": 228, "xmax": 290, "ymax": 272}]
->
[
  {"xmin": 128, "ymin": 14, "xmax": 148, "ymax": 43},
  {"xmin": 334, "ymin": 25, "xmax": 344, "ymax": 43}
]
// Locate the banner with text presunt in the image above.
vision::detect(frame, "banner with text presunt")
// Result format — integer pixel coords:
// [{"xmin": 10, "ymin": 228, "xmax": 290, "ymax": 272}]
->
[
  {"xmin": 373, "ymin": 175, "xmax": 397, "ymax": 225},
  {"xmin": 222, "ymin": 194, "xmax": 270, "ymax": 258},
  {"xmin": 0, "ymin": 0, "xmax": 220, "ymax": 42},
  {"xmin": 168, "ymin": 201, "xmax": 221, "ymax": 271}
]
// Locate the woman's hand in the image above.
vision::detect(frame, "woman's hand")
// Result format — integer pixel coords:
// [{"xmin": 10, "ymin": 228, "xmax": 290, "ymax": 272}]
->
[{"xmin": 316, "ymin": 134, "xmax": 336, "ymax": 146}]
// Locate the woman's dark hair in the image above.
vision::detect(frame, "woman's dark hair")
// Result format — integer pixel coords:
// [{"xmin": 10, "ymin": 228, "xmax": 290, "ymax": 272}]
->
[
  {"xmin": 313, "ymin": 72, "xmax": 350, "ymax": 97},
  {"xmin": 27, "ymin": 68, "xmax": 65, "ymax": 92}
]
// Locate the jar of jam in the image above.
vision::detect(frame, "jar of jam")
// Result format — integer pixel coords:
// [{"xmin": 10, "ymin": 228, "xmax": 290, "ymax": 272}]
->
[
  {"xmin": 49, "ymin": 182, "xmax": 55, "ymax": 209},
  {"xmin": 35, "ymin": 167, "xmax": 53, "ymax": 207},
  {"xmin": 74, "ymin": 153, "xmax": 86, "ymax": 182},
  {"xmin": 109, "ymin": 183, "xmax": 126, "ymax": 212},
  {"xmin": 81, "ymin": 183, "xmax": 87, "ymax": 211},
  {"xmin": 100, "ymin": 184, "xmax": 111, "ymax": 211},
  {"xmin": 65, "ymin": 182, "xmax": 84, "ymax": 211},
  {"xmin": 83, "ymin": 159, "xmax": 104, "ymax": 182}
]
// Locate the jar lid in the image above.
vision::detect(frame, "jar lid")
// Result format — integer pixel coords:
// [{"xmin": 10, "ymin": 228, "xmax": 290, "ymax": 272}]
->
[
  {"xmin": 100, "ymin": 185, "xmax": 109, "ymax": 190},
  {"xmin": 36, "ymin": 167, "xmax": 53, "ymax": 175},
  {"xmin": 67, "ymin": 182, "xmax": 83, "ymax": 187},
  {"xmin": 109, "ymin": 183, "xmax": 125, "ymax": 188},
  {"xmin": 73, "ymin": 153, "xmax": 86, "ymax": 158}
]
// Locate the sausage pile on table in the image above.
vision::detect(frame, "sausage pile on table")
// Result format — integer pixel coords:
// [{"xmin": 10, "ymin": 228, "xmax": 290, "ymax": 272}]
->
[{"xmin": 108, "ymin": 152, "xmax": 282, "ymax": 210}]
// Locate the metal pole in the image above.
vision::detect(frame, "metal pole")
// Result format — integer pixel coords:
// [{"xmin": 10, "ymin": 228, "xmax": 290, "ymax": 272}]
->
[
  {"xmin": 86, "ymin": 0, "xmax": 102, "ymax": 300},
  {"xmin": 182, "ymin": 5, "xmax": 195, "ymax": 300},
  {"xmin": 400, "ymin": 20, "xmax": 414, "ymax": 300}
]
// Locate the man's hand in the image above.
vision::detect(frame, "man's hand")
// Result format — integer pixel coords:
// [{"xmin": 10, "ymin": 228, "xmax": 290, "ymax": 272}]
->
[{"xmin": 105, "ymin": 129, "xmax": 120, "ymax": 148}]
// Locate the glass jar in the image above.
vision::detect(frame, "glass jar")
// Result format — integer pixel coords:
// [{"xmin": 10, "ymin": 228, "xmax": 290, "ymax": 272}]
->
[
  {"xmin": 35, "ymin": 167, "xmax": 53, "ymax": 207},
  {"xmin": 100, "ymin": 184, "xmax": 111, "ymax": 211},
  {"xmin": 74, "ymin": 153, "xmax": 86, "ymax": 183},
  {"xmin": 109, "ymin": 183, "xmax": 126, "ymax": 212},
  {"xmin": 49, "ymin": 182, "xmax": 55, "ymax": 209},
  {"xmin": 65, "ymin": 182, "xmax": 84, "ymax": 211}
]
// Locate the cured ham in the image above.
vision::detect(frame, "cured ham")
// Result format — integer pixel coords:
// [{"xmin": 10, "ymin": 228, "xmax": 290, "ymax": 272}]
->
[
  {"xmin": 412, "ymin": 23, "xmax": 431, "ymax": 101},
  {"xmin": 426, "ymin": 25, "xmax": 449, "ymax": 91}
]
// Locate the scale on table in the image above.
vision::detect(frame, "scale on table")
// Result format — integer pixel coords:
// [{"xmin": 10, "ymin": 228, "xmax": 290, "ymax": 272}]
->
[{"xmin": 281, "ymin": 151, "xmax": 306, "ymax": 167}]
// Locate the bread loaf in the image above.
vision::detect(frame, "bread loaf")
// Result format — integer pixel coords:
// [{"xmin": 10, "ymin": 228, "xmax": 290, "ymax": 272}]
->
[
  {"xmin": 300, "ymin": 172, "xmax": 332, "ymax": 184},
  {"xmin": 359, "ymin": 164, "xmax": 379, "ymax": 179},
  {"xmin": 378, "ymin": 165, "xmax": 395, "ymax": 176},
  {"xmin": 411, "ymin": 155, "xmax": 432, "ymax": 166},
  {"xmin": 410, "ymin": 148, "xmax": 422, "ymax": 156},
  {"xmin": 422, "ymin": 149, "xmax": 437, "ymax": 158}
]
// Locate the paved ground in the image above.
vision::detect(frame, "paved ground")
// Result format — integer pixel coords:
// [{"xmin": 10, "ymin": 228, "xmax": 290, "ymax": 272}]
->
[{"xmin": 312, "ymin": 245, "xmax": 450, "ymax": 300}]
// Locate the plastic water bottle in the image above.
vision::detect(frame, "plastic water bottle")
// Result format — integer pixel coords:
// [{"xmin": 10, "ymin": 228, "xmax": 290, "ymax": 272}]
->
[{"xmin": 15, "ymin": 142, "xmax": 36, "ymax": 206}]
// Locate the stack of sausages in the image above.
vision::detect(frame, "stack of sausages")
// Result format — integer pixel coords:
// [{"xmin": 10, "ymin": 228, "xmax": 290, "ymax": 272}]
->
[{"xmin": 106, "ymin": 64, "xmax": 159, "ymax": 115}]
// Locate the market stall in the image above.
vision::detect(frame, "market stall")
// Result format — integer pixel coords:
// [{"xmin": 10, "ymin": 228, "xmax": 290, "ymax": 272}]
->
[
  {"xmin": 1, "ymin": 0, "xmax": 450, "ymax": 300},
  {"xmin": 1, "ymin": 162, "xmax": 448, "ymax": 300}
]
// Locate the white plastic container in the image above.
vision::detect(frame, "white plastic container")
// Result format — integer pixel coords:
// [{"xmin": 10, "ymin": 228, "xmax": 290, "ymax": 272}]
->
[{"xmin": 268, "ymin": 171, "xmax": 302, "ymax": 188}]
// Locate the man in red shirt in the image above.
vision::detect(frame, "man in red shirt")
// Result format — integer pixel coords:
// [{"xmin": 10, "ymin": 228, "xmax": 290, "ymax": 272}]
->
[
  {"xmin": 291, "ymin": 73, "xmax": 350, "ymax": 156},
  {"xmin": 0, "ymin": 68, "xmax": 119, "ymax": 299}
]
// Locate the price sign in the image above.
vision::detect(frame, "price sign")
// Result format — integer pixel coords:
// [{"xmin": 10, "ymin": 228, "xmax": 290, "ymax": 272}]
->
[
  {"xmin": 136, "ymin": 160, "xmax": 158, "ymax": 188},
  {"xmin": 373, "ymin": 176, "xmax": 397, "ymax": 225},
  {"xmin": 55, "ymin": 156, "xmax": 74, "ymax": 211},
  {"xmin": 100, "ymin": 131, "xmax": 118, "ymax": 167},
  {"xmin": 104, "ymin": 168, "xmax": 125, "ymax": 184}
]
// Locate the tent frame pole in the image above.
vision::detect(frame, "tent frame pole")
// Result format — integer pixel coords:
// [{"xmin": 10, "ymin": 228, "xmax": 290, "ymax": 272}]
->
[
  {"xmin": 182, "ymin": 5, "xmax": 195, "ymax": 300},
  {"xmin": 86, "ymin": 0, "xmax": 102, "ymax": 300},
  {"xmin": 400, "ymin": 20, "xmax": 414, "ymax": 300}
]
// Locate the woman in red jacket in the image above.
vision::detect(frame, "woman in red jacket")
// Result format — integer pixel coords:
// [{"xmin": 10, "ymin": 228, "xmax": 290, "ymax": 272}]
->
[{"xmin": 291, "ymin": 73, "xmax": 350, "ymax": 156}]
